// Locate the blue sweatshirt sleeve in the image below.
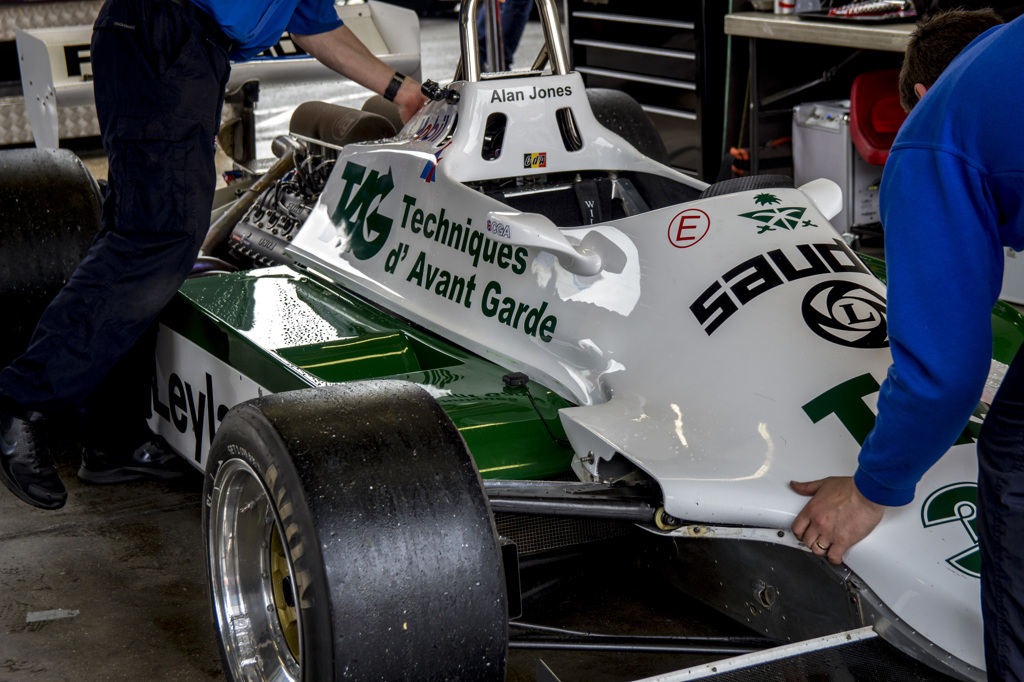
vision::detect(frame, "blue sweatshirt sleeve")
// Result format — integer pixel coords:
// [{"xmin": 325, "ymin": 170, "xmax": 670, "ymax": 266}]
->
[{"xmin": 855, "ymin": 143, "xmax": 1004, "ymax": 506}]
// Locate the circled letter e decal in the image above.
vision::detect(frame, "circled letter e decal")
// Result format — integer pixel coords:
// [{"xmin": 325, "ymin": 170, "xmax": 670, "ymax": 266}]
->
[{"xmin": 668, "ymin": 209, "xmax": 711, "ymax": 249}]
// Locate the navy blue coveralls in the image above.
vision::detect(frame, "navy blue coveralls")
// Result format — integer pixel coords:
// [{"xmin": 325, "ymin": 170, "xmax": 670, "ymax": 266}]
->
[
  {"xmin": 0, "ymin": 0, "xmax": 230, "ymax": 449},
  {"xmin": 978, "ymin": 348, "xmax": 1024, "ymax": 679}
]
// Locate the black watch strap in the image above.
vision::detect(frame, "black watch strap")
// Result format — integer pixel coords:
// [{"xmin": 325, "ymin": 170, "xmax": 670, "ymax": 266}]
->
[{"xmin": 384, "ymin": 72, "xmax": 406, "ymax": 102}]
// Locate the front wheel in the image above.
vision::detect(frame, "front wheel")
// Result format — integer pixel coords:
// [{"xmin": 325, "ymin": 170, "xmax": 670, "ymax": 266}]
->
[{"xmin": 204, "ymin": 380, "xmax": 508, "ymax": 681}]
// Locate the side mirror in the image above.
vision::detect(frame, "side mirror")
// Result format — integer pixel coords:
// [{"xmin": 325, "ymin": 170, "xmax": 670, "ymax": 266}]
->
[
  {"xmin": 486, "ymin": 212, "xmax": 603, "ymax": 276},
  {"xmin": 798, "ymin": 178, "xmax": 843, "ymax": 222}
]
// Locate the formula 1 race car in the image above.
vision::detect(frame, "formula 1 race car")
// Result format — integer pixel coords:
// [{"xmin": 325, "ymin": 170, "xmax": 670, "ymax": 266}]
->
[{"xmin": 3, "ymin": 0, "xmax": 1021, "ymax": 680}]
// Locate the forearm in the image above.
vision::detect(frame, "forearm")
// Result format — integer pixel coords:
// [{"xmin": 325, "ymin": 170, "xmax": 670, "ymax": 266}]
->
[{"xmin": 292, "ymin": 26, "xmax": 425, "ymax": 123}]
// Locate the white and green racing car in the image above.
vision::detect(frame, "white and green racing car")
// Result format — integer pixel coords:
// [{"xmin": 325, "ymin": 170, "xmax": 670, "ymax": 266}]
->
[{"xmin": 4, "ymin": 1, "xmax": 1020, "ymax": 679}]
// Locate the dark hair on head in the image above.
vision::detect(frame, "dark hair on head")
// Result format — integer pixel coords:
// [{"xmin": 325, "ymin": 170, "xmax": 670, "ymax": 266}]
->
[{"xmin": 899, "ymin": 8, "xmax": 1004, "ymax": 111}]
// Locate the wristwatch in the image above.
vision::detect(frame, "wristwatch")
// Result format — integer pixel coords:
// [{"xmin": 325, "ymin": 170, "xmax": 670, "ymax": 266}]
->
[{"xmin": 384, "ymin": 72, "xmax": 406, "ymax": 102}]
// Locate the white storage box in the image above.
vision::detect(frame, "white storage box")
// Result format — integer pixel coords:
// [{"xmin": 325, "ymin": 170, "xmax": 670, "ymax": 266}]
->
[{"xmin": 793, "ymin": 100, "xmax": 884, "ymax": 236}]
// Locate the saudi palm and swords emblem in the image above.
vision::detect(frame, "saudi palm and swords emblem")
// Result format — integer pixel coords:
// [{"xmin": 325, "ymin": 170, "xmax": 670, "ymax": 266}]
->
[{"xmin": 738, "ymin": 193, "xmax": 818, "ymax": 233}]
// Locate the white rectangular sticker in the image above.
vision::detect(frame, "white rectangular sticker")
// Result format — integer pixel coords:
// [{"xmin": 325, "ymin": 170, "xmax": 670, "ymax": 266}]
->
[{"xmin": 149, "ymin": 325, "xmax": 268, "ymax": 472}]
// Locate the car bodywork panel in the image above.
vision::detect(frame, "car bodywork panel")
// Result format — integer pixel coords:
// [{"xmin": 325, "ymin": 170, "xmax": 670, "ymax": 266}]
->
[{"xmin": 153, "ymin": 267, "xmax": 572, "ymax": 479}]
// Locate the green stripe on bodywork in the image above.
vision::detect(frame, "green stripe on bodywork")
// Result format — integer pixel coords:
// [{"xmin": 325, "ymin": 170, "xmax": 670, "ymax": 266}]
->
[
  {"xmin": 990, "ymin": 302, "xmax": 1024, "ymax": 366},
  {"xmin": 159, "ymin": 267, "xmax": 573, "ymax": 480}
]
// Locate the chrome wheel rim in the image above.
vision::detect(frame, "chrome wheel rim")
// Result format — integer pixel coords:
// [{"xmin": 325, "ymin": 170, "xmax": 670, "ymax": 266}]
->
[{"xmin": 209, "ymin": 459, "xmax": 301, "ymax": 682}]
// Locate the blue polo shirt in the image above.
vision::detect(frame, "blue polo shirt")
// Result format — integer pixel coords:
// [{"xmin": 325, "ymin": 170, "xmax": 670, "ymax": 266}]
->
[
  {"xmin": 856, "ymin": 15, "xmax": 1024, "ymax": 506},
  {"xmin": 189, "ymin": 0, "xmax": 345, "ymax": 61}
]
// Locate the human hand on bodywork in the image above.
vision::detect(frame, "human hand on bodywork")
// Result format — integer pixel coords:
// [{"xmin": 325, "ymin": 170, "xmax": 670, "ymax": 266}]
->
[
  {"xmin": 392, "ymin": 77, "xmax": 429, "ymax": 124},
  {"xmin": 790, "ymin": 476, "xmax": 886, "ymax": 565}
]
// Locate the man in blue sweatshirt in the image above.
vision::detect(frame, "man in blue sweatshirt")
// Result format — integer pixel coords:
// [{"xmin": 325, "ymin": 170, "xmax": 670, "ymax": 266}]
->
[
  {"xmin": 0, "ymin": 0, "xmax": 426, "ymax": 509},
  {"xmin": 790, "ymin": 9, "xmax": 1024, "ymax": 677}
]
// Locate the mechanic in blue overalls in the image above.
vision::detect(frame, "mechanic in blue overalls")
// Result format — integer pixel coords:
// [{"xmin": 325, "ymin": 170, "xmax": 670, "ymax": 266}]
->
[
  {"xmin": 788, "ymin": 10, "xmax": 1024, "ymax": 679},
  {"xmin": 0, "ymin": 0, "xmax": 427, "ymax": 510}
]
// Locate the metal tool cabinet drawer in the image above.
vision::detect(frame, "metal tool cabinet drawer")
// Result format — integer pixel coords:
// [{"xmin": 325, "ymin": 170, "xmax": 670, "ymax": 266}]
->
[{"xmin": 567, "ymin": 0, "xmax": 727, "ymax": 180}]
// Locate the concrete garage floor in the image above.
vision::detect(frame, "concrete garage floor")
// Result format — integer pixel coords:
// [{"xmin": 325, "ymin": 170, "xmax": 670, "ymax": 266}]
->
[
  {"xmin": 0, "ymin": 462, "xmax": 216, "ymax": 681},
  {"xmin": 0, "ymin": 448, "xmax": 752, "ymax": 682}
]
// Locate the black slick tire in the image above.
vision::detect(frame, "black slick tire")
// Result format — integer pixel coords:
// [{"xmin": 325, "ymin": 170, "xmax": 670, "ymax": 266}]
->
[
  {"xmin": 203, "ymin": 380, "xmax": 508, "ymax": 682},
  {"xmin": 0, "ymin": 148, "xmax": 102, "ymax": 365}
]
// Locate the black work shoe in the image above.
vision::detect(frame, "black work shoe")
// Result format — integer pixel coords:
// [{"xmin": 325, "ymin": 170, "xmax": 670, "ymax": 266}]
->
[
  {"xmin": 78, "ymin": 435, "xmax": 186, "ymax": 485},
  {"xmin": 0, "ymin": 411, "xmax": 68, "ymax": 510}
]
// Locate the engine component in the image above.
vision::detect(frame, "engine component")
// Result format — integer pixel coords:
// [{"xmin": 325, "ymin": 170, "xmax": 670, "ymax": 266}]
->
[{"xmin": 227, "ymin": 153, "xmax": 333, "ymax": 269}]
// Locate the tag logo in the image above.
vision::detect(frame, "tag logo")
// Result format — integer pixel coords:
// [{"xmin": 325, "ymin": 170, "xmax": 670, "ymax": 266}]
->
[
  {"xmin": 330, "ymin": 161, "xmax": 395, "ymax": 260},
  {"xmin": 922, "ymin": 483, "xmax": 980, "ymax": 578},
  {"xmin": 524, "ymin": 153, "xmax": 547, "ymax": 169},
  {"xmin": 803, "ymin": 374, "xmax": 986, "ymax": 448}
]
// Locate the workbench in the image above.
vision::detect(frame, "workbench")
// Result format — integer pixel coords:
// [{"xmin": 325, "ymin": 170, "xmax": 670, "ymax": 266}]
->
[{"xmin": 724, "ymin": 11, "xmax": 914, "ymax": 173}]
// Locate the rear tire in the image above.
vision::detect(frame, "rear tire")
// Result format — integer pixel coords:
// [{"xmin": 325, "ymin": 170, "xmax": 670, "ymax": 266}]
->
[
  {"xmin": 698, "ymin": 174, "xmax": 794, "ymax": 199},
  {"xmin": 586, "ymin": 88, "xmax": 702, "ymax": 207},
  {"xmin": 204, "ymin": 380, "xmax": 508, "ymax": 682},
  {"xmin": 587, "ymin": 88, "xmax": 670, "ymax": 165},
  {"xmin": 0, "ymin": 149, "xmax": 102, "ymax": 364}
]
